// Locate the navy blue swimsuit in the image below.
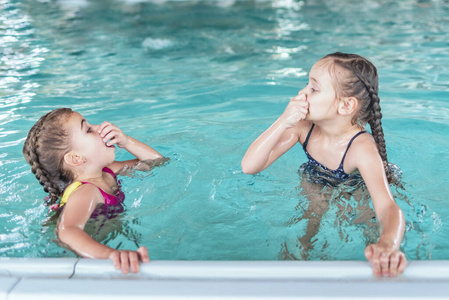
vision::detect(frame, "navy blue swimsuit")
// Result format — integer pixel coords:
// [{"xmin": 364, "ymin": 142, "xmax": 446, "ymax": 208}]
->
[{"xmin": 301, "ymin": 124, "xmax": 366, "ymax": 186}]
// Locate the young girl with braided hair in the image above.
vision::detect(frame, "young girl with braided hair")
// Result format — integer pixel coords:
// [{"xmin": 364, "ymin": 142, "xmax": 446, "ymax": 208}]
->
[
  {"xmin": 242, "ymin": 52, "xmax": 406, "ymax": 277},
  {"xmin": 23, "ymin": 108, "xmax": 166, "ymax": 274}
]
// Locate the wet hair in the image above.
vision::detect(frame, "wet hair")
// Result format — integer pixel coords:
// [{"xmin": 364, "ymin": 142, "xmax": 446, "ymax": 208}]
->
[
  {"xmin": 322, "ymin": 52, "xmax": 390, "ymax": 177},
  {"xmin": 23, "ymin": 108, "xmax": 75, "ymax": 205}
]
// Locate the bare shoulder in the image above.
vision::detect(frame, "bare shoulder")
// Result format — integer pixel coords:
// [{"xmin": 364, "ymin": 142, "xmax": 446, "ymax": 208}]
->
[
  {"xmin": 64, "ymin": 183, "xmax": 103, "ymax": 210},
  {"xmin": 57, "ymin": 183, "xmax": 104, "ymax": 230},
  {"xmin": 345, "ymin": 132, "xmax": 383, "ymax": 172}
]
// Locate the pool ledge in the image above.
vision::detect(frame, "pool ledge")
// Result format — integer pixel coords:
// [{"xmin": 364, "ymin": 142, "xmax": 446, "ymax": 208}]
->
[{"xmin": 1, "ymin": 259, "xmax": 449, "ymax": 299}]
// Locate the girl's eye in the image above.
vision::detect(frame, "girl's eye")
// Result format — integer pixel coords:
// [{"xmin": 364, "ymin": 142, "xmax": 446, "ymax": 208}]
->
[{"xmin": 307, "ymin": 82, "xmax": 318, "ymax": 92}]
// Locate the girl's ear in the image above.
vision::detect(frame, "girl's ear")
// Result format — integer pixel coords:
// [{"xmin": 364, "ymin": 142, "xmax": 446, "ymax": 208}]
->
[
  {"xmin": 338, "ymin": 97, "xmax": 358, "ymax": 115},
  {"xmin": 64, "ymin": 151, "xmax": 85, "ymax": 167}
]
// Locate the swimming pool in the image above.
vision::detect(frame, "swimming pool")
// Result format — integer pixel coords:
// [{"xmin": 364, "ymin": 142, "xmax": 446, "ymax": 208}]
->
[{"xmin": 1, "ymin": 0, "xmax": 449, "ymax": 270}]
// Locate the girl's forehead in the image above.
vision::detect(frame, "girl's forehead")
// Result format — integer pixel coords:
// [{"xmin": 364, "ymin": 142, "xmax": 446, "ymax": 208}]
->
[
  {"xmin": 309, "ymin": 60, "xmax": 334, "ymax": 85},
  {"xmin": 64, "ymin": 111, "xmax": 84, "ymax": 130},
  {"xmin": 310, "ymin": 58, "xmax": 332, "ymax": 75},
  {"xmin": 68, "ymin": 111, "xmax": 85, "ymax": 123}
]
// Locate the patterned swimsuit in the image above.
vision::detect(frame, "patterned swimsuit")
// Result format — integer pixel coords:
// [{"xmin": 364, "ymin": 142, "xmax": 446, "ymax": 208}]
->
[{"xmin": 301, "ymin": 124, "xmax": 366, "ymax": 186}]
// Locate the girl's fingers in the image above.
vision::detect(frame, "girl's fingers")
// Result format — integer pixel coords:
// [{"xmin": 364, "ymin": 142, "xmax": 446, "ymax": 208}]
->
[
  {"xmin": 371, "ymin": 255, "xmax": 382, "ymax": 277},
  {"xmin": 365, "ymin": 244, "xmax": 406, "ymax": 277},
  {"xmin": 397, "ymin": 252, "xmax": 407, "ymax": 275},
  {"xmin": 389, "ymin": 251, "xmax": 406, "ymax": 277},
  {"xmin": 390, "ymin": 252, "xmax": 400, "ymax": 277},
  {"xmin": 137, "ymin": 246, "xmax": 150, "ymax": 263},
  {"xmin": 110, "ymin": 251, "xmax": 121, "ymax": 270},
  {"xmin": 292, "ymin": 93, "xmax": 306, "ymax": 102},
  {"xmin": 128, "ymin": 251, "xmax": 140, "ymax": 273},
  {"xmin": 364, "ymin": 244, "xmax": 374, "ymax": 261},
  {"xmin": 98, "ymin": 121, "xmax": 112, "ymax": 134},
  {"xmin": 366, "ymin": 245, "xmax": 382, "ymax": 277},
  {"xmin": 120, "ymin": 251, "xmax": 130, "ymax": 274},
  {"xmin": 98, "ymin": 122, "xmax": 121, "ymax": 139},
  {"xmin": 103, "ymin": 131, "xmax": 119, "ymax": 144},
  {"xmin": 110, "ymin": 248, "xmax": 150, "ymax": 274},
  {"xmin": 379, "ymin": 252, "xmax": 391, "ymax": 277}
]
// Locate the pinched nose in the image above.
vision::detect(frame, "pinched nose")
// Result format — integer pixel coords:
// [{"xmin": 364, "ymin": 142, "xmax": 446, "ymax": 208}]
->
[
  {"xmin": 91, "ymin": 124, "xmax": 100, "ymax": 132},
  {"xmin": 296, "ymin": 92, "xmax": 308, "ymax": 102}
]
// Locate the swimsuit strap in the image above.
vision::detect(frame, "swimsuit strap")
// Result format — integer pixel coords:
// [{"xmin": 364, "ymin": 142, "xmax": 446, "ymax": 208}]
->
[
  {"xmin": 302, "ymin": 123, "xmax": 315, "ymax": 150},
  {"xmin": 79, "ymin": 182, "xmax": 118, "ymax": 205},
  {"xmin": 59, "ymin": 181, "xmax": 83, "ymax": 208},
  {"xmin": 339, "ymin": 130, "xmax": 367, "ymax": 168},
  {"xmin": 57, "ymin": 168, "xmax": 118, "ymax": 209},
  {"xmin": 102, "ymin": 167, "xmax": 116, "ymax": 179}
]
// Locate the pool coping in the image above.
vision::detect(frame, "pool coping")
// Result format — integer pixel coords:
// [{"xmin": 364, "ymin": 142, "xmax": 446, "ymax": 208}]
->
[{"xmin": 1, "ymin": 259, "xmax": 449, "ymax": 299}]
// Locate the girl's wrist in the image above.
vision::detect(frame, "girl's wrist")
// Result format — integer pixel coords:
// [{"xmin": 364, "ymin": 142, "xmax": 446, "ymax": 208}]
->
[
  {"xmin": 276, "ymin": 117, "xmax": 292, "ymax": 130},
  {"xmin": 121, "ymin": 135, "xmax": 132, "ymax": 149},
  {"xmin": 377, "ymin": 237, "xmax": 399, "ymax": 250}
]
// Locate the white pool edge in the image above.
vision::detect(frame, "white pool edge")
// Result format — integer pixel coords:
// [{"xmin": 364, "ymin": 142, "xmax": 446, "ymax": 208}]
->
[{"xmin": 1, "ymin": 259, "xmax": 449, "ymax": 299}]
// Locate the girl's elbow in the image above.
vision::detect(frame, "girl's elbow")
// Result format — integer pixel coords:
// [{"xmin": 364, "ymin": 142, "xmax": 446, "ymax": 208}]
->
[
  {"xmin": 56, "ymin": 223, "xmax": 76, "ymax": 245},
  {"xmin": 55, "ymin": 225, "xmax": 68, "ymax": 243},
  {"xmin": 241, "ymin": 162, "xmax": 259, "ymax": 175}
]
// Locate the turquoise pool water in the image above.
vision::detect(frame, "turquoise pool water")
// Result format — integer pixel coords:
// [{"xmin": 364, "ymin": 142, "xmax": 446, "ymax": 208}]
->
[{"xmin": 1, "ymin": 0, "xmax": 449, "ymax": 260}]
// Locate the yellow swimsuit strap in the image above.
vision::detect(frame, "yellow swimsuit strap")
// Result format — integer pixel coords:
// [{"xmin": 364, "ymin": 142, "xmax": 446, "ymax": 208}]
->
[{"xmin": 60, "ymin": 181, "xmax": 83, "ymax": 208}]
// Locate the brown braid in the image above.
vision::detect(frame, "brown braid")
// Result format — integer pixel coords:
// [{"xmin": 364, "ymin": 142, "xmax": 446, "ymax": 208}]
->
[
  {"xmin": 322, "ymin": 52, "xmax": 391, "ymax": 178},
  {"xmin": 23, "ymin": 108, "xmax": 75, "ymax": 205}
]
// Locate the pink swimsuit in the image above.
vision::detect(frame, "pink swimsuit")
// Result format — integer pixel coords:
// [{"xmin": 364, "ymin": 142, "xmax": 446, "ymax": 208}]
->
[{"xmin": 81, "ymin": 167, "xmax": 125, "ymax": 205}]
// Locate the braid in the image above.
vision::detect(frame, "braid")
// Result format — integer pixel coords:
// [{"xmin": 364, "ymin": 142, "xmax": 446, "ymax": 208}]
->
[
  {"xmin": 23, "ymin": 108, "xmax": 74, "ymax": 205},
  {"xmin": 26, "ymin": 127, "xmax": 60, "ymax": 204},
  {"xmin": 367, "ymin": 91, "xmax": 389, "ymax": 167},
  {"xmin": 352, "ymin": 72, "xmax": 388, "ymax": 167}
]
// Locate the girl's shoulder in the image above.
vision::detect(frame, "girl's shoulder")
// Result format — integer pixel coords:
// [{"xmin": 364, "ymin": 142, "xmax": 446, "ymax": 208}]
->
[
  {"xmin": 349, "ymin": 131, "xmax": 376, "ymax": 151},
  {"xmin": 57, "ymin": 183, "xmax": 106, "ymax": 230},
  {"xmin": 345, "ymin": 132, "xmax": 382, "ymax": 170},
  {"xmin": 63, "ymin": 182, "xmax": 104, "ymax": 209}
]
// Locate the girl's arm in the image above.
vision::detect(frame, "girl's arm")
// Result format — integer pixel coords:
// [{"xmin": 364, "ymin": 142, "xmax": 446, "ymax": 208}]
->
[
  {"xmin": 97, "ymin": 121, "xmax": 167, "ymax": 172},
  {"xmin": 56, "ymin": 185, "xmax": 149, "ymax": 273},
  {"xmin": 352, "ymin": 139, "xmax": 406, "ymax": 277},
  {"xmin": 241, "ymin": 94, "xmax": 309, "ymax": 174}
]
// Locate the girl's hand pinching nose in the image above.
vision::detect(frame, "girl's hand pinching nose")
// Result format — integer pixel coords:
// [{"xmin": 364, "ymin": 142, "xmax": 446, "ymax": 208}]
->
[
  {"xmin": 280, "ymin": 94, "xmax": 309, "ymax": 127},
  {"xmin": 98, "ymin": 121, "xmax": 130, "ymax": 148}
]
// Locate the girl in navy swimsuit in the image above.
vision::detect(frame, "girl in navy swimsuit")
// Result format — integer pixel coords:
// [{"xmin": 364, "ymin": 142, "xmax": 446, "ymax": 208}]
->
[
  {"xmin": 23, "ymin": 108, "xmax": 166, "ymax": 274},
  {"xmin": 242, "ymin": 52, "xmax": 406, "ymax": 277}
]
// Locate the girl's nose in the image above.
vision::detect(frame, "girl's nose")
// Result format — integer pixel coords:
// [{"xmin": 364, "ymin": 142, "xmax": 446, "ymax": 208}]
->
[
  {"xmin": 298, "ymin": 87, "xmax": 308, "ymax": 96},
  {"xmin": 297, "ymin": 91, "xmax": 308, "ymax": 101},
  {"xmin": 91, "ymin": 124, "xmax": 100, "ymax": 133}
]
